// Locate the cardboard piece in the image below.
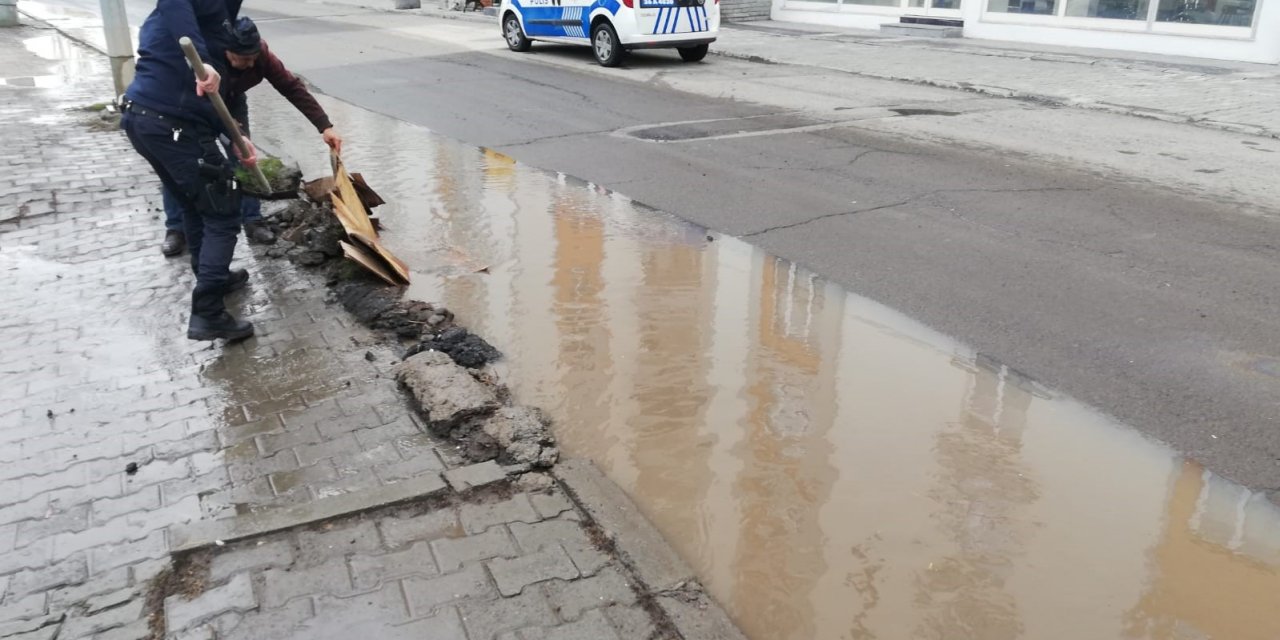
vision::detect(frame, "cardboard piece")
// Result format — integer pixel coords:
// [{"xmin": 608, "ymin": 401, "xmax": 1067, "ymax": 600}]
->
[{"xmin": 318, "ymin": 153, "xmax": 411, "ymax": 285}]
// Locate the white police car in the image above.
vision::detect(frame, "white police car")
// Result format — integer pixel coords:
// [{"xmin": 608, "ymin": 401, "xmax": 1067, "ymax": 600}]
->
[{"xmin": 500, "ymin": 0, "xmax": 718, "ymax": 67}]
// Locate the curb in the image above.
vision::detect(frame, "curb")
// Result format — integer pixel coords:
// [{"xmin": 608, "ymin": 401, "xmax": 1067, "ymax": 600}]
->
[
  {"xmin": 169, "ymin": 471, "xmax": 452, "ymax": 552},
  {"xmin": 416, "ymin": 6, "xmax": 495, "ymax": 24},
  {"xmin": 555, "ymin": 458, "xmax": 747, "ymax": 640},
  {"xmin": 310, "ymin": 0, "xmax": 495, "ymax": 24},
  {"xmin": 15, "ymin": 10, "xmax": 109, "ymax": 56}
]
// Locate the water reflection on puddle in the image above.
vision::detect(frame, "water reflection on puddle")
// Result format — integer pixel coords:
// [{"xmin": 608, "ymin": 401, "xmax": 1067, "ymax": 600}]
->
[
  {"xmin": 0, "ymin": 32, "xmax": 109, "ymax": 89},
  {"xmin": 252, "ymin": 92, "xmax": 1280, "ymax": 640}
]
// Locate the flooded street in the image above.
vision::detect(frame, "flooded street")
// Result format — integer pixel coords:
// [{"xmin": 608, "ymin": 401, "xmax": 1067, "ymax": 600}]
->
[{"xmin": 251, "ymin": 92, "xmax": 1280, "ymax": 640}]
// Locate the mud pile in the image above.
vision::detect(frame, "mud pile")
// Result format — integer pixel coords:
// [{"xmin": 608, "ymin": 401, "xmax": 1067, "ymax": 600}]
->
[
  {"xmin": 395, "ymin": 350, "xmax": 558, "ymax": 468},
  {"xmin": 405, "ymin": 326, "xmax": 502, "ymax": 369},
  {"xmin": 334, "ymin": 281, "xmax": 454, "ymax": 340},
  {"xmin": 263, "ymin": 199, "xmax": 344, "ymax": 266},
  {"xmin": 260, "ymin": 195, "xmax": 539, "ymax": 466}
]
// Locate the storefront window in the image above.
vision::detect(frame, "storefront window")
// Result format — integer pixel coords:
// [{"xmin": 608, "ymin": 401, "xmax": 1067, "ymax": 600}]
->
[
  {"xmin": 987, "ymin": 0, "xmax": 1056, "ymax": 13},
  {"xmin": 1066, "ymin": 0, "xmax": 1148, "ymax": 18},
  {"xmin": 1156, "ymin": 0, "xmax": 1254, "ymax": 24}
]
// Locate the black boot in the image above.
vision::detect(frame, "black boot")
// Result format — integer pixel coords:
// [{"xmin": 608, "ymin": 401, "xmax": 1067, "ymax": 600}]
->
[
  {"xmin": 243, "ymin": 221, "xmax": 276, "ymax": 245},
  {"xmin": 161, "ymin": 230, "xmax": 186, "ymax": 257},
  {"xmin": 188, "ymin": 312, "xmax": 255, "ymax": 342},
  {"xmin": 225, "ymin": 268, "xmax": 249, "ymax": 294}
]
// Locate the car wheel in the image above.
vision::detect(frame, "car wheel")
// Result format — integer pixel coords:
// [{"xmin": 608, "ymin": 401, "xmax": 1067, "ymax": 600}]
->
[
  {"xmin": 678, "ymin": 44, "xmax": 709, "ymax": 62},
  {"xmin": 504, "ymin": 14, "xmax": 532, "ymax": 52},
  {"xmin": 591, "ymin": 22, "xmax": 624, "ymax": 67}
]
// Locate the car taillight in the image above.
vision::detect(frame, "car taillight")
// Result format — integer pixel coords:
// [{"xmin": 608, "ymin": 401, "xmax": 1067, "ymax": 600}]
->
[{"xmin": 622, "ymin": 0, "xmax": 633, "ymax": 7}]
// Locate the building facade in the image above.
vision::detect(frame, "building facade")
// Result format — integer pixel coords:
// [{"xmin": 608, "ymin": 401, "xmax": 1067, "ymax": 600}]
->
[{"xmin": 767, "ymin": 0, "xmax": 1280, "ymax": 63}]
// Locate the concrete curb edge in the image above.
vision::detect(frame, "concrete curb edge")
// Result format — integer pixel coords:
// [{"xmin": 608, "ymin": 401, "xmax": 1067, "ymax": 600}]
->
[
  {"xmin": 168, "ymin": 472, "xmax": 450, "ymax": 553},
  {"xmin": 554, "ymin": 458, "xmax": 748, "ymax": 640}
]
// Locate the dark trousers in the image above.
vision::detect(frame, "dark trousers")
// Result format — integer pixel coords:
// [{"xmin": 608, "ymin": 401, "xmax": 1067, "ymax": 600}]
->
[
  {"xmin": 163, "ymin": 184, "xmax": 261, "ymax": 230},
  {"xmin": 122, "ymin": 110, "xmax": 241, "ymax": 319},
  {"xmin": 162, "ymin": 116, "xmax": 260, "ymax": 230}
]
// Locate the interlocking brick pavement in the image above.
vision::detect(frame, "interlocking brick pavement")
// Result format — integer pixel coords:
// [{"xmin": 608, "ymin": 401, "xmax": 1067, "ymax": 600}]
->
[
  {"xmin": 1, "ymin": 23, "xmax": 692, "ymax": 640},
  {"xmin": 166, "ymin": 495, "xmax": 655, "ymax": 640},
  {"xmin": 0, "ymin": 24, "xmax": 447, "ymax": 640}
]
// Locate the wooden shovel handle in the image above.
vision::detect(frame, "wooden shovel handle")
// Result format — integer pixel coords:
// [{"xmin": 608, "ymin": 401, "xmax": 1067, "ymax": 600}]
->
[{"xmin": 177, "ymin": 37, "xmax": 270, "ymax": 191}]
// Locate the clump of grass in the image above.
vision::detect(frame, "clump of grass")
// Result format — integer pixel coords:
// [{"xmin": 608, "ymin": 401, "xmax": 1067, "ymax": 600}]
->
[
  {"xmin": 236, "ymin": 156, "xmax": 303, "ymax": 197},
  {"xmin": 81, "ymin": 102, "xmax": 111, "ymax": 112},
  {"xmin": 235, "ymin": 156, "xmax": 285, "ymax": 184}
]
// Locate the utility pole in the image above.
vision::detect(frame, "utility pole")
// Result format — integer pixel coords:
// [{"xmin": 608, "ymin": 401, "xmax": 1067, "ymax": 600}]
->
[
  {"xmin": 0, "ymin": 0, "xmax": 18, "ymax": 28},
  {"xmin": 99, "ymin": 0, "xmax": 134, "ymax": 99}
]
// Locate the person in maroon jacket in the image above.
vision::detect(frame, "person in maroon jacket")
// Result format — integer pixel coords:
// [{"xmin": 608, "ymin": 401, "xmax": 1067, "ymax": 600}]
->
[{"xmin": 160, "ymin": 16, "xmax": 344, "ymax": 254}]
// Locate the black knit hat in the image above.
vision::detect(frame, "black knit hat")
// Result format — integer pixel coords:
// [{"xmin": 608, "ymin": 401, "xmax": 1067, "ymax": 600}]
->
[{"xmin": 227, "ymin": 17, "xmax": 261, "ymax": 56}]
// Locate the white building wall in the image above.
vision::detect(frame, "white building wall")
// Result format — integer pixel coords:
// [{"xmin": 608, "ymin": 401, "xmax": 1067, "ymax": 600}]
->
[{"xmin": 773, "ymin": 0, "xmax": 1280, "ymax": 62}]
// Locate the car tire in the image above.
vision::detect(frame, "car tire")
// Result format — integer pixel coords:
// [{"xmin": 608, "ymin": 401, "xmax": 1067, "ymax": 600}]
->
[
  {"xmin": 678, "ymin": 44, "xmax": 709, "ymax": 62},
  {"xmin": 591, "ymin": 22, "xmax": 625, "ymax": 67},
  {"xmin": 504, "ymin": 14, "xmax": 532, "ymax": 52}
]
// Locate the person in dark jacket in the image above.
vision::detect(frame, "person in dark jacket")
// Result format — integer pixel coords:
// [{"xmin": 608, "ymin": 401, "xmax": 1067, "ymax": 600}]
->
[
  {"xmin": 122, "ymin": 0, "xmax": 258, "ymax": 341},
  {"xmin": 159, "ymin": 17, "xmax": 343, "ymax": 253}
]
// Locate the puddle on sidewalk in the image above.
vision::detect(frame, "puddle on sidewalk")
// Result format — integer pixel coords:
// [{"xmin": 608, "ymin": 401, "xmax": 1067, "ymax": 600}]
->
[
  {"xmin": 250, "ymin": 92, "xmax": 1280, "ymax": 640},
  {"xmin": 0, "ymin": 30, "xmax": 109, "ymax": 89}
]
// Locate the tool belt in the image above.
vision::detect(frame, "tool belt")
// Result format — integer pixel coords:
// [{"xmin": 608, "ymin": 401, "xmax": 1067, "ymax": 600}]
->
[
  {"xmin": 120, "ymin": 99, "xmax": 194, "ymax": 127},
  {"xmin": 123, "ymin": 99, "xmax": 242, "ymax": 217},
  {"xmin": 197, "ymin": 157, "xmax": 242, "ymax": 218}
]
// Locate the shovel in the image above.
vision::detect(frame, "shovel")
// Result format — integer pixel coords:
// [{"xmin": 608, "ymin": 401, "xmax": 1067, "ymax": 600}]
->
[{"xmin": 177, "ymin": 37, "xmax": 297, "ymax": 199}]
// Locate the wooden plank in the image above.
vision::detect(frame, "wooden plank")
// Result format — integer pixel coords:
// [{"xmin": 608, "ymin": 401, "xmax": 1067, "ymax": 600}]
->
[
  {"xmin": 351, "ymin": 173, "xmax": 386, "ymax": 210},
  {"xmin": 325, "ymin": 153, "xmax": 411, "ymax": 285},
  {"xmin": 340, "ymin": 240, "xmax": 399, "ymax": 286},
  {"xmin": 333, "ymin": 157, "xmax": 376, "ymax": 238},
  {"xmin": 349, "ymin": 231, "xmax": 411, "ymax": 284}
]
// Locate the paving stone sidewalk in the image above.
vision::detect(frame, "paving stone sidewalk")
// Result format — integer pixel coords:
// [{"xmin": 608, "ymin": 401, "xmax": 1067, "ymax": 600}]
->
[
  {"xmin": 163, "ymin": 488, "xmax": 654, "ymax": 640},
  {"xmin": 0, "ymin": 24, "xmax": 705, "ymax": 640}
]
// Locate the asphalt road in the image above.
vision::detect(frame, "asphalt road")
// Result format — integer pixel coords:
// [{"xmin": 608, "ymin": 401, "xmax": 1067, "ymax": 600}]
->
[{"xmin": 68, "ymin": 0, "xmax": 1280, "ymax": 498}]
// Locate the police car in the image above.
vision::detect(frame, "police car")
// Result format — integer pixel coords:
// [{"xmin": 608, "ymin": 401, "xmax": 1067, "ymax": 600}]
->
[{"xmin": 500, "ymin": 0, "xmax": 718, "ymax": 67}]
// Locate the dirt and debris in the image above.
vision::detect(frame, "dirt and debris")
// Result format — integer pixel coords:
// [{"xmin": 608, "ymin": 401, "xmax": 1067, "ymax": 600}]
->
[
  {"xmin": 125, "ymin": 462, "xmax": 139, "ymax": 475},
  {"xmin": 263, "ymin": 199, "xmax": 345, "ymax": 263},
  {"xmin": 480, "ymin": 406, "xmax": 558, "ymax": 468},
  {"xmin": 144, "ymin": 551, "xmax": 211, "ymax": 640},
  {"xmin": 395, "ymin": 351, "xmax": 500, "ymax": 434},
  {"xmin": 395, "ymin": 352, "xmax": 557, "ymax": 468},
  {"xmin": 257, "ymin": 173, "xmax": 552, "ymax": 469},
  {"xmin": 319, "ymin": 155, "xmax": 410, "ymax": 285},
  {"xmin": 405, "ymin": 326, "xmax": 502, "ymax": 369},
  {"xmin": 263, "ymin": 195, "xmax": 444, "ymax": 339},
  {"xmin": 75, "ymin": 102, "xmax": 121, "ymax": 131},
  {"xmin": 516, "ymin": 472, "xmax": 555, "ymax": 492},
  {"xmin": 334, "ymin": 280, "xmax": 452, "ymax": 340}
]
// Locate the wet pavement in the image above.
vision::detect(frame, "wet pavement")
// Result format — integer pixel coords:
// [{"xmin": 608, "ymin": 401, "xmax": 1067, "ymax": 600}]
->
[
  {"xmin": 252, "ymin": 89, "xmax": 1280, "ymax": 640},
  {"xmin": 1, "ymin": 26, "xmax": 688, "ymax": 640},
  {"xmin": 0, "ymin": 25, "xmax": 106, "ymax": 89}
]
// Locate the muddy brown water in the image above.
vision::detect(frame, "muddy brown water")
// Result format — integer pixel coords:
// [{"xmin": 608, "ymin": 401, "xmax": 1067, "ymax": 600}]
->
[{"xmin": 251, "ymin": 93, "xmax": 1280, "ymax": 640}]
